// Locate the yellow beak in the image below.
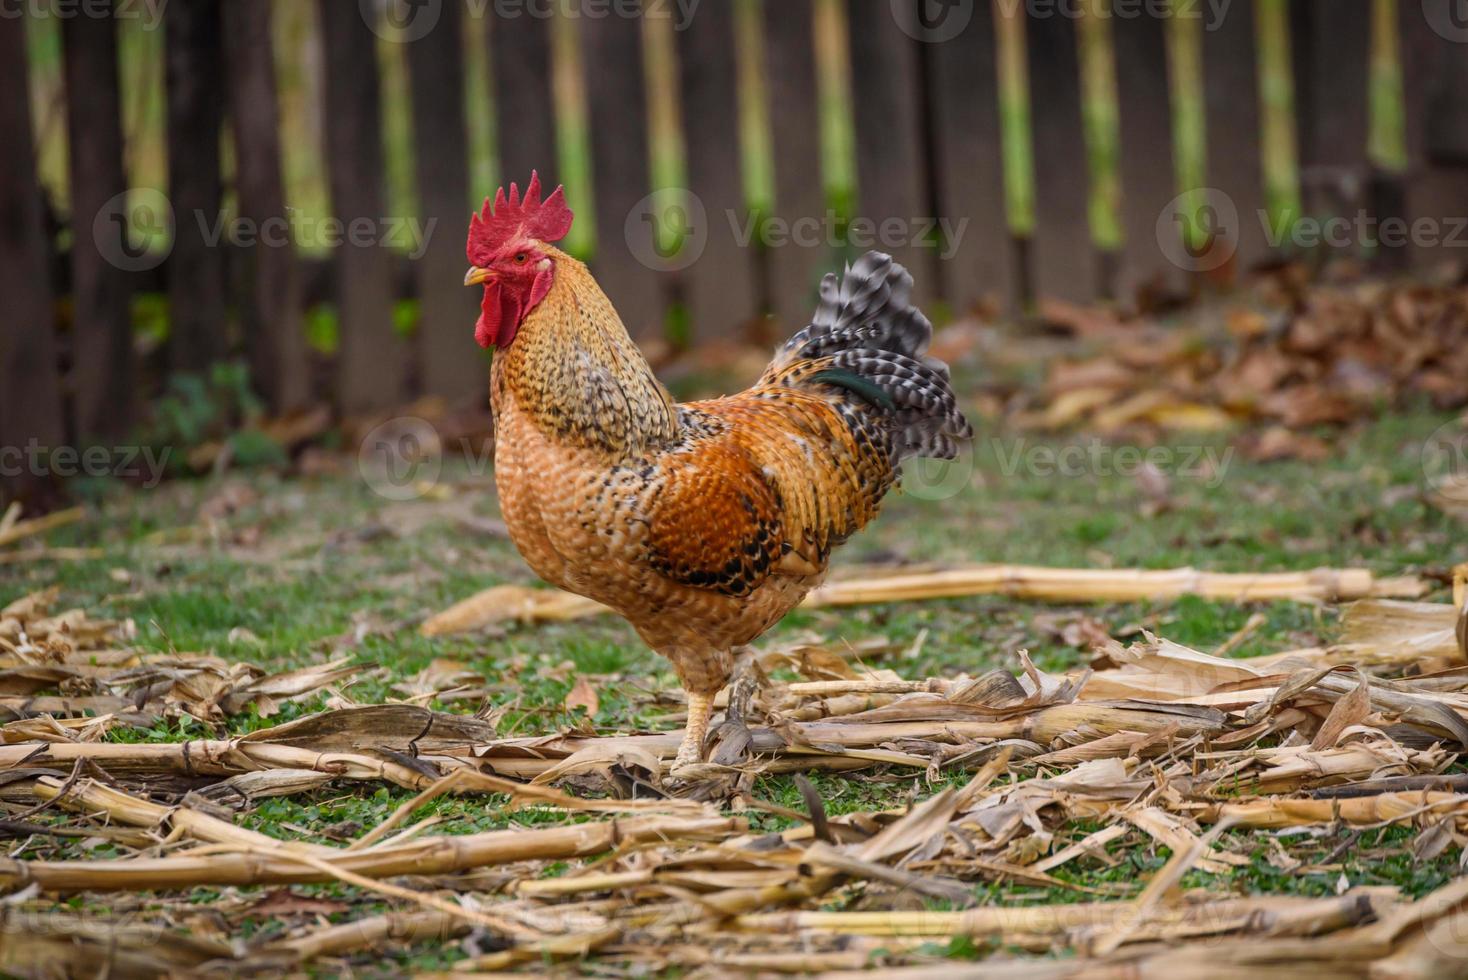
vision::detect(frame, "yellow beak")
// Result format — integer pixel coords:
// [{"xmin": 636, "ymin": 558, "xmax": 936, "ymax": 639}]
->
[{"xmin": 464, "ymin": 267, "xmax": 493, "ymax": 287}]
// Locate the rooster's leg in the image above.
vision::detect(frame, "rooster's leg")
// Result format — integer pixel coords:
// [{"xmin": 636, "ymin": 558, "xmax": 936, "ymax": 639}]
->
[{"xmin": 673, "ymin": 690, "xmax": 716, "ymax": 769}]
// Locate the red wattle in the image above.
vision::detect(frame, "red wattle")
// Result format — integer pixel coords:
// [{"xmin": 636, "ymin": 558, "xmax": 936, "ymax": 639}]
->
[
  {"xmin": 477, "ymin": 286, "xmax": 516, "ymax": 349},
  {"xmin": 474, "ymin": 264, "xmax": 555, "ymax": 349},
  {"xmin": 474, "ymin": 310, "xmax": 495, "ymax": 349}
]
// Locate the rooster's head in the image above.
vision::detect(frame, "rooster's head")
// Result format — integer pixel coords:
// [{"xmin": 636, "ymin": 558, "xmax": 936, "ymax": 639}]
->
[{"xmin": 464, "ymin": 171, "xmax": 574, "ymax": 349}]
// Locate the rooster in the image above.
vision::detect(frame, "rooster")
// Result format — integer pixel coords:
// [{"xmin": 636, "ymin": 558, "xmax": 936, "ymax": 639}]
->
[{"xmin": 466, "ymin": 174, "xmax": 972, "ymax": 770}]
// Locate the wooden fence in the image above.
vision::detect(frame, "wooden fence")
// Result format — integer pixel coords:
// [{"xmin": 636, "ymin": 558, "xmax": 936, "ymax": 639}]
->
[{"xmin": 3, "ymin": 0, "xmax": 1468, "ymax": 497}]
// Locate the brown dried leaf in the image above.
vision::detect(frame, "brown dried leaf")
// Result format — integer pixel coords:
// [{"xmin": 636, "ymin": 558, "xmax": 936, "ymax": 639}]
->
[
  {"xmin": 1310, "ymin": 672, "xmax": 1371, "ymax": 751},
  {"xmin": 564, "ymin": 676, "xmax": 600, "ymax": 717},
  {"xmin": 247, "ymin": 888, "xmax": 351, "ymax": 918},
  {"xmin": 1412, "ymin": 817, "xmax": 1455, "ymax": 864}
]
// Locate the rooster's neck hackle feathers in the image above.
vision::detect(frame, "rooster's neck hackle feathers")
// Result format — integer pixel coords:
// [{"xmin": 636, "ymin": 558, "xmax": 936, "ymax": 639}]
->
[
  {"xmin": 467, "ymin": 171, "xmax": 573, "ymax": 266},
  {"xmin": 493, "ymin": 248, "xmax": 679, "ymax": 456}
]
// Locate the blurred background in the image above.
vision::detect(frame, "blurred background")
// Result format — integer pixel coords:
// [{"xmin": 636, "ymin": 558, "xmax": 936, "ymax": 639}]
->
[{"xmin": 2, "ymin": 0, "xmax": 1466, "ymax": 502}]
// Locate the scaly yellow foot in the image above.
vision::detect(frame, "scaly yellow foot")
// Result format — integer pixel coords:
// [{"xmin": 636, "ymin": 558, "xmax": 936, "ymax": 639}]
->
[{"xmin": 671, "ymin": 689, "xmax": 715, "ymax": 772}]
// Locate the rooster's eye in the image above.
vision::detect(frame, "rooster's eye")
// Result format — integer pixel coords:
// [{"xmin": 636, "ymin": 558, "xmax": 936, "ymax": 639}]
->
[{"xmin": 514, "ymin": 252, "xmax": 528, "ymax": 264}]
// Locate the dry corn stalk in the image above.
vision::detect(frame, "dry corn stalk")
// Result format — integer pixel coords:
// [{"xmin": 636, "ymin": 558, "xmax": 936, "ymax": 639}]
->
[
  {"xmin": 419, "ymin": 565, "xmax": 1424, "ymax": 635},
  {"xmin": 0, "ymin": 506, "xmax": 83, "ymax": 549},
  {"xmin": 32, "ymin": 775, "xmax": 338, "ymax": 854},
  {"xmin": 807, "ymin": 565, "xmax": 1423, "ymax": 606},
  {"xmin": 1341, "ymin": 598, "xmax": 1465, "ymax": 662},
  {"xmin": 0, "ymin": 911, "xmax": 234, "ymax": 980},
  {"xmin": 263, "ymin": 911, "xmax": 465, "ymax": 963},
  {"xmin": 0, "ymin": 813, "xmax": 743, "ymax": 891},
  {"xmin": 0, "ymin": 547, "xmax": 103, "ymax": 565},
  {"xmin": 7, "ymin": 584, "xmax": 1468, "ymax": 976},
  {"xmin": 809, "ymin": 879, "xmax": 1468, "ymax": 979},
  {"xmin": 1195, "ymin": 790, "xmax": 1468, "ymax": 829},
  {"xmin": 733, "ymin": 892, "xmax": 1381, "ymax": 942}
]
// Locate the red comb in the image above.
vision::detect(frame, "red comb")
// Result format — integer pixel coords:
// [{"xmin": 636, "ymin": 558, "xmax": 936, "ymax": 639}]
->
[{"xmin": 466, "ymin": 171, "xmax": 573, "ymax": 266}]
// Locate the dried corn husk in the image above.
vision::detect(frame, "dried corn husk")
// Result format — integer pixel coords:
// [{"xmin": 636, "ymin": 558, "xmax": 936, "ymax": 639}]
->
[{"xmin": 419, "ymin": 565, "xmax": 1425, "ymax": 635}]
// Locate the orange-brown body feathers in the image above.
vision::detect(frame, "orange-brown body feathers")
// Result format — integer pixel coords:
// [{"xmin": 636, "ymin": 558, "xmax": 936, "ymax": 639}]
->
[{"xmin": 470, "ymin": 176, "xmax": 971, "ymax": 766}]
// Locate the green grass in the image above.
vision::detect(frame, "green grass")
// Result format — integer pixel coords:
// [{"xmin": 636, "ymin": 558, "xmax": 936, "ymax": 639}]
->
[{"xmin": 3, "ymin": 406, "xmax": 1463, "ymax": 970}]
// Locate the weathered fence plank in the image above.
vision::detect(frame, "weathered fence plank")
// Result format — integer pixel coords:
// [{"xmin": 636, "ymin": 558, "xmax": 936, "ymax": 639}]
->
[
  {"xmin": 1418, "ymin": 7, "xmax": 1468, "ymax": 167},
  {"xmin": 164, "ymin": 0, "xmax": 227, "ymax": 373},
  {"xmin": 320, "ymin": 0, "xmax": 406, "ymax": 414},
  {"xmin": 762, "ymin": 0, "xmax": 827, "ymax": 334},
  {"xmin": 846, "ymin": 0, "xmax": 933, "ymax": 305},
  {"xmin": 678, "ymin": 2, "xmax": 757, "ymax": 343},
  {"xmin": 489, "ymin": 9, "xmax": 559, "ymax": 193},
  {"xmin": 0, "ymin": 15, "xmax": 65, "ymax": 501},
  {"xmin": 1399, "ymin": 0, "xmax": 1468, "ymax": 269},
  {"xmin": 1024, "ymin": 11, "xmax": 1095, "ymax": 304},
  {"xmin": 223, "ymin": 0, "xmax": 309, "ymax": 413},
  {"xmin": 1113, "ymin": 10, "xmax": 1177, "ymax": 305},
  {"xmin": 925, "ymin": 0, "xmax": 1013, "ymax": 315},
  {"xmin": 19, "ymin": 0, "xmax": 1446, "ymax": 434},
  {"xmin": 581, "ymin": 3, "xmax": 664, "ymax": 339},
  {"xmin": 1203, "ymin": 0, "xmax": 1268, "ymax": 279},
  {"xmin": 63, "ymin": 2, "xmax": 135, "ymax": 439},
  {"xmin": 407, "ymin": 0, "xmax": 483, "ymax": 405},
  {"xmin": 1292, "ymin": 0, "xmax": 1370, "ymax": 247}
]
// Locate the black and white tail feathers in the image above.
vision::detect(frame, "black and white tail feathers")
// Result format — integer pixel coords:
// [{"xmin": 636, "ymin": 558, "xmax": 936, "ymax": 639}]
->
[{"xmin": 762, "ymin": 251, "xmax": 973, "ymax": 462}]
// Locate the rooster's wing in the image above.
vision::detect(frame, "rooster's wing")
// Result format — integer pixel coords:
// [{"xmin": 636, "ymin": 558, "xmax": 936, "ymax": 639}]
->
[{"xmin": 639, "ymin": 393, "xmax": 895, "ymax": 598}]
